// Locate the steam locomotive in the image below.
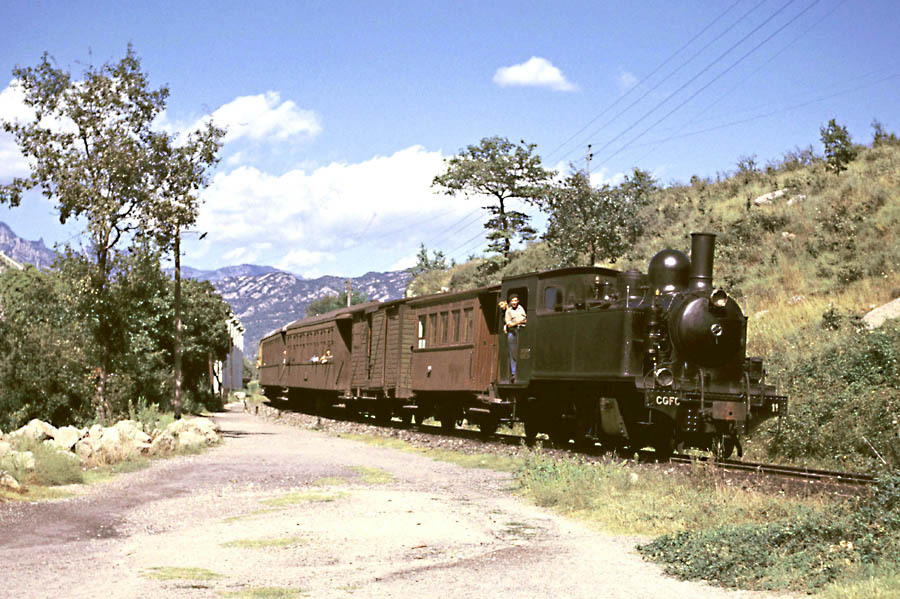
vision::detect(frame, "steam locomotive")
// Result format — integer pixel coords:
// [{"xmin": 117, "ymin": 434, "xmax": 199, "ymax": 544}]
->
[{"xmin": 258, "ymin": 233, "xmax": 785, "ymax": 458}]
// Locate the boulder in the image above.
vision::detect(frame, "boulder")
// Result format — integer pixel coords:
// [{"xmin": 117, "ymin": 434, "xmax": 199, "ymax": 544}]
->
[
  {"xmin": 148, "ymin": 430, "xmax": 176, "ymax": 456},
  {"xmin": 114, "ymin": 420, "xmax": 151, "ymax": 445},
  {"xmin": 863, "ymin": 297, "xmax": 900, "ymax": 330},
  {"xmin": 176, "ymin": 430, "xmax": 206, "ymax": 450},
  {"xmin": 51, "ymin": 426, "xmax": 82, "ymax": 451},
  {"xmin": 781, "ymin": 232, "xmax": 796, "ymax": 241},
  {"xmin": 167, "ymin": 417, "xmax": 219, "ymax": 445},
  {"xmin": 0, "ymin": 471, "xmax": 20, "ymax": 491},
  {"xmin": 787, "ymin": 194, "xmax": 806, "ymax": 206},
  {"xmin": 11, "ymin": 419, "xmax": 58, "ymax": 441},
  {"xmin": 10, "ymin": 451, "xmax": 35, "ymax": 471},
  {"xmin": 753, "ymin": 189, "xmax": 785, "ymax": 206},
  {"xmin": 74, "ymin": 439, "xmax": 94, "ymax": 461}
]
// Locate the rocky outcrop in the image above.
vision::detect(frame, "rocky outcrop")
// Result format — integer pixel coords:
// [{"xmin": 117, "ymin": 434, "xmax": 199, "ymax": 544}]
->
[
  {"xmin": 1, "ymin": 416, "xmax": 220, "ymax": 490},
  {"xmin": 862, "ymin": 297, "xmax": 900, "ymax": 329}
]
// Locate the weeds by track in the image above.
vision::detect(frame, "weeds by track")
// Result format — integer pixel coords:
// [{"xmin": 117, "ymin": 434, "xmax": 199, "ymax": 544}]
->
[{"xmin": 262, "ymin": 398, "xmax": 876, "ymax": 492}]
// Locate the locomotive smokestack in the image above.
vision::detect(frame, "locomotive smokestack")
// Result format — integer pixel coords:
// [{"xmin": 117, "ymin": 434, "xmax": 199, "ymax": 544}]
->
[{"xmin": 689, "ymin": 232, "xmax": 716, "ymax": 291}]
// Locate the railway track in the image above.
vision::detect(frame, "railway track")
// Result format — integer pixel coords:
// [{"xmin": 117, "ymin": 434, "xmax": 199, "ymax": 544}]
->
[
  {"xmin": 668, "ymin": 454, "xmax": 877, "ymax": 486},
  {"xmin": 263, "ymin": 399, "xmax": 878, "ymax": 489}
]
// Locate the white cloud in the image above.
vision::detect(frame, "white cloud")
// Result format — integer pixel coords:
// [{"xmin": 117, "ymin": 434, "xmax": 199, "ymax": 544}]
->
[
  {"xmin": 617, "ymin": 70, "xmax": 638, "ymax": 94},
  {"xmin": 191, "ymin": 145, "xmax": 476, "ymax": 277},
  {"xmin": 493, "ymin": 57, "xmax": 577, "ymax": 92},
  {"xmin": 173, "ymin": 91, "xmax": 321, "ymax": 145}
]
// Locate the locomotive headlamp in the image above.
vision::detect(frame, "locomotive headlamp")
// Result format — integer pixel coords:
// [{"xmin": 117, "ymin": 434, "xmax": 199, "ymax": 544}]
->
[
  {"xmin": 654, "ymin": 367, "xmax": 675, "ymax": 387},
  {"xmin": 710, "ymin": 288, "xmax": 729, "ymax": 309}
]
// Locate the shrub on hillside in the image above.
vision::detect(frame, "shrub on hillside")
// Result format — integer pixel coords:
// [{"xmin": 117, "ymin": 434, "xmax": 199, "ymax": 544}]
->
[
  {"xmin": 765, "ymin": 320, "xmax": 900, "ymax": 469},
  {"xmin": 640, "ymin": 472, "xmax": 900, "ymax": 592}
]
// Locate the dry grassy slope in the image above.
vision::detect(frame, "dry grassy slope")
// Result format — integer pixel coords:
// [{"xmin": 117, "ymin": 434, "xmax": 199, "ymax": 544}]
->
[{"xmin": 413, "ymin": 141, "xmax": 900, "ymax": 365}]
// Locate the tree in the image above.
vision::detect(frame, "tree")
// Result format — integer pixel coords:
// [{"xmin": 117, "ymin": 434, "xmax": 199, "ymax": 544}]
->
[
  {"xmin": 0, "ymin": 266, "xmax": 94, "ymax": 429},
  {"xmin": 408, "ymin": 243, "xmax": 450, "ymax": 278},
  {"xmin": 543, "ymin": 167, "xmax": 657, "ymax": 267},
  {"xmin": 819, "ymin": 118, "xmax": 857, "ymax": 174},
  {"xmin": 306, "ymin": 290, "xmax": 369, "ymax": 317},
  {"xmin": 0, "ymin": 46, "xmax": 224, "ymax": 419},
  {"xmin": 432, "ymin": 136, "xmax": 554, "ymax": 268}
]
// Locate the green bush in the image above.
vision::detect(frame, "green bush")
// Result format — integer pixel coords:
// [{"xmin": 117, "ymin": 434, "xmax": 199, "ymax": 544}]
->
[{"xmin": 639, "ymin": 472, "xmax": 900, "ymax": 592}]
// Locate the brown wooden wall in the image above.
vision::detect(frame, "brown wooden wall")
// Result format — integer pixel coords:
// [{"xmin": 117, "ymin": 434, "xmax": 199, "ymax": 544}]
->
[{"xmin": 409, "ymin": 290, "xmax": 499, "ymax": 393}]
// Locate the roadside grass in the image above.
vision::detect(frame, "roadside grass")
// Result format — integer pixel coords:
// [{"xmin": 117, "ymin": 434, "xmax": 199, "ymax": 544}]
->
[
  {"xmin": 517, "ymin": 452, "xmax": 900, "ymax": 595},
  {"xmin": 143, "ymin": 566, "xmax": 223, "ymax": 580},
  {"xmin": 312, "ymin": 476, "xmax": 345, "ymax": 487},
  {"xmin": 222, "ymin": 535, "xmax": 307, "ymax": 549},
  {"xmin": 352, "ymin": 465, "xmax": 393, "ymax": 484},
  {"xmin": 219, "ymin": 588, "xmax": 305, "ymax": 599},
  {"xmin": 2, "ymin": 436, "xmax": 83, "ymax": 486},
  {"xmin": 330, "ymin": 428, "xmax": 900, "ymax": 595},
  {"xmin": 260, "ymin": 491, "xmax": 344, "ymax": 507},
  {"xmin": 334, "ymin": 432, "xmax": 521, "ymax": 472},
  {"xmin": 82, "ymin": 457, "xmax": 151, "ymax": 484}
]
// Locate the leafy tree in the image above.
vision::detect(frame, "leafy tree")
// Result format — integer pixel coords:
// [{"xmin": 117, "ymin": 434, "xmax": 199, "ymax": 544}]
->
[
  {"xmin": 872, "ymin": 119, "xmax": 899, "ymax": 147},
  {"xmin": 0, "ymin": 266, "xmax": 94, "ymax": 429},
  {"xmin": 178, "ymin": 278, "xmax": 232, "ymax": 409},
  {"xmin": 819, "ymin": 118, "xmax": 857, "ymax": 174},
  {"xmin": 306, "ymin": 290, "xmax": 369, "ymax": 317},
  {"xmin": 544, "ymin": 167, "xmax": 657, "ymax": 267},
  {"xmin": 0, "ymin": 46, "xmax": 223, "ymax": 418},
  {"xmin": 432, "ymin": 136, "xmax": 554, "ymax": 267},
  {"xmin": 408, "ymin": 243, "xmax": 450, "ymax": 278}
]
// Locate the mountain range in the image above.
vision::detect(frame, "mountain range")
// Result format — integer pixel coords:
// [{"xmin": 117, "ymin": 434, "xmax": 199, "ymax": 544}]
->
[{"xmin": 0, "ymin": 222, "xmax": 410, "ymax": 353}]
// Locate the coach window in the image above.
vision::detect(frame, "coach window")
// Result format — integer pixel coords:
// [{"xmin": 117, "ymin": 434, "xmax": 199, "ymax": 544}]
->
[
  {"xmin": 451, "ymin": 309, "xmax": 461, "ymax": 343},
  {"xmin": 463, "ymin": 307, "xmax": 473, "ymax": 342},
  {"xmin": 440, "ymin": 312, "xmax": 449, "ymax": 345},
  {"xmin": 418, "ymin": 316, "xmax": 427, "ymax": 349},
  {"xmin": 428, "ymin": 313, "xmax": 438, "ymax": 347}
]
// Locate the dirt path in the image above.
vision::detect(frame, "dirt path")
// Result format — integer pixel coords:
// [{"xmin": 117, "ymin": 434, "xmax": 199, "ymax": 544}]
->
[{"xmin": 0, "ymin": 406, "xmax": 796, "ymax": 598}]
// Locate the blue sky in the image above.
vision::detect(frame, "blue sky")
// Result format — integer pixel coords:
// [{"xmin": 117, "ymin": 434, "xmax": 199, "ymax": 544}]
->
[{"xmin": 1, "ymin": 0, "xmax": 898, "ymax": 278}]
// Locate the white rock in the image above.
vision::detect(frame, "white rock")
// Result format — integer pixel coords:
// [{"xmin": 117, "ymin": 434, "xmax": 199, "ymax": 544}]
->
[
  {"xmin": 113, "ymin": 420, "xmax": 151, "ymax": 445},
  {"xmin": 74, "ymin": 439, "xmax": 94, "ymax": 461},
  {"xmin": 863, "ymin": 297, "xmax": 900, "ymax": 329},
  {"xmin": 0, "ymin": 440, "xmax": 11, "ymax": 458},
  {"xmin": 51, "ymin": 426, "xmax": 82, "ymax": 450},
  {"xmin": 177, "ymin": 430, "xmax": 205, "ymax": 450},
  {"xmin": 753, "ymin": 189, "xmax": 785, "ymax": 206},
  {"xmin": 167, "ymin": 417, "xmax": 219, "ymax": 445},
  {"xmin": 787, "ymin": 194, "xmax": 806, "ymax": 206},
  {"xmin": 781, "ymin": 232, "xmax": 796, "ymax": 241},
  {"xmin": 11, "ymin": 419, "xmax": 58, "ymax": 441},
  {"xmin": 0, "ymin": 471, "xmax": 20, "ymax": 490},
  {"xmin": 148, "ymin": 431, "xmax": 176, "ymax": 456},
  {"xmin": 10, "ymin": 451, "xmax": 35, "ymax": 471}
]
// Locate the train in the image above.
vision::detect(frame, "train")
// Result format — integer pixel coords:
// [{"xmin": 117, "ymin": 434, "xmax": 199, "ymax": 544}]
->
[{"xmin": 258, "ymin": 232, "xmax": 786, "ymax": 458}]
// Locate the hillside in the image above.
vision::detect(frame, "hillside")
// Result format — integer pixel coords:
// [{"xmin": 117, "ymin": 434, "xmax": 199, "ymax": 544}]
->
[
  {"xmin": 0, "ymin": 222, "xmax": 57, "ymax": 269},
  {"xmin": 215, "ymin": 269, "xmax": 410, "ymax": 353},
  {"xmin": 409, "ymin": 135, "xmax": 900, "ymax": 471}
]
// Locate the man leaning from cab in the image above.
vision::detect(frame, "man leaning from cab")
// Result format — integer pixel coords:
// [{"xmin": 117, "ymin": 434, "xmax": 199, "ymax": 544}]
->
[{"xmin": 504, "ymin": 294, "xmax": 526, "ymax": 381}]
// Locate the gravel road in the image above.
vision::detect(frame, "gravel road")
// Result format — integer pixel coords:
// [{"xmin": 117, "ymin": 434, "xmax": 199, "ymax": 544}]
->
[{"xmin": 0, "ymin": 405, "xmax": 798, "ymax": 598}]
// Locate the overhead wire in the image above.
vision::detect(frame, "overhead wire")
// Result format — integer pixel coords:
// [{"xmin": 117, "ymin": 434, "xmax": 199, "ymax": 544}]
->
[
  {"xmin": 586, "ymin": 0, "xmax": 803, "ymax": 167},
  {"xmin": 543, "ymin": 0, "xmax": 746, "ymax": 164},
  {"xmin": 596, "ymin": 0, "xmax": 822, "ymax": 167}
]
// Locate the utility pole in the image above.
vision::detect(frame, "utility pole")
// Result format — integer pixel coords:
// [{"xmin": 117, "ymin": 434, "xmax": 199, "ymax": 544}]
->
[
  {"xmin": 174, "ymin": 224, "xmax": 183, "ymax": 420},
  {"xmin": 586, "ymin": 144, "xmax": 593, "ymax": 178},
  {"xmin": 346, "ymin": 278, "xmax": 352, "ymax": 307}
]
